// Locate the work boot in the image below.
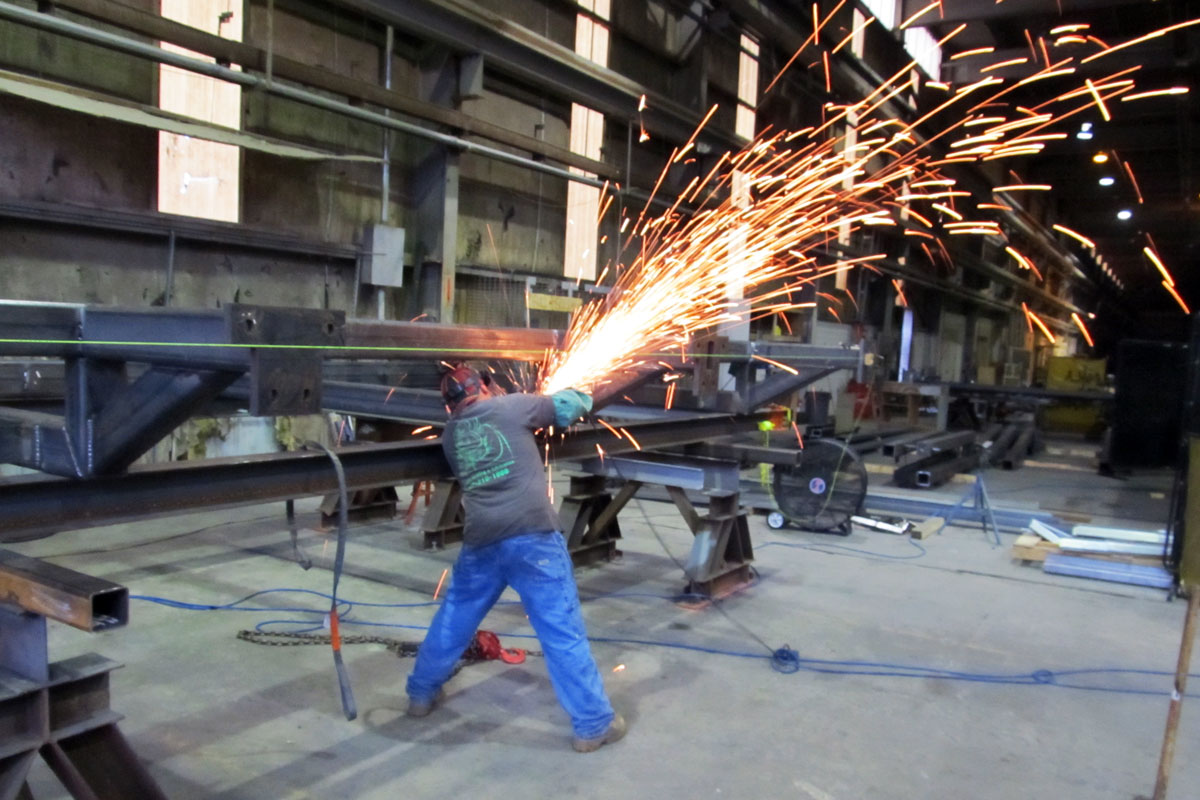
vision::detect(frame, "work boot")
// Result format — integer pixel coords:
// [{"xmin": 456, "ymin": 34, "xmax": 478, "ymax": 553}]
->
[
  {"xmin": 406, "ymin": 689, "xmax": 444, "ymax": 718},
  {"xmin": 572, "ymin": 713, "xmax": 627, "ymax": 753}
]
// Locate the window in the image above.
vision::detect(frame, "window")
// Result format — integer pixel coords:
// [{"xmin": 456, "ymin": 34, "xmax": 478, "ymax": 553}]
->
[
  {"xmin": 860, "ymin": 0, "xmax": 897, "ymax": 30},
  {"xmin": 736, "ymin": 34, "xmax": 759, "ymax": 140},
  {"xmin": 158, "ymin": 0, "xmax": 242, "ymax": 222},
  {"xmin": 564, "ymin": 0, "xmax": 611, "ymax": 282},
  {"xmin": 903, "ymin": 26, "xmax": 942, "ymax": 81}
]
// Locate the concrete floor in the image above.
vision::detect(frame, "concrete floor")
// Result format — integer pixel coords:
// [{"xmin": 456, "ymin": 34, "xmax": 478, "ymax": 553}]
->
[{"xmin": 11, "ymin": 438, "xmax": 1200, "ymax": 799}]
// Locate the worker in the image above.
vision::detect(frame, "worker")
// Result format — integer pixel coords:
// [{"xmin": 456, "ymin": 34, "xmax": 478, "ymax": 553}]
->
[{"xmin": 406, "ymin": 364, "xmax": 626, "ymax": 753}]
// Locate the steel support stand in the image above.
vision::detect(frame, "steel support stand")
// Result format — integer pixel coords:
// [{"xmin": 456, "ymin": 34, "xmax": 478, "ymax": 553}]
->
[
  {"xmin": 0, "ymin": 606, "xmax": 164, "ymax": 800},
  {"xmin": 319, "ymin": 486, "xmax": 399, "ymax": 528},
  {"xmin": 558, "ymin": 475, "xmax": 632, "ymax": 567},
  {"xmin": 668, "ymin": 488, "xmax": 755, "ymax": 597},
  {"xmin": 935, "ymin": 476, "xmax": 1000, "ymax": 546},
  {"xmin": 420, "ymin": 480, "xmax": 464, "ymax": 550}
]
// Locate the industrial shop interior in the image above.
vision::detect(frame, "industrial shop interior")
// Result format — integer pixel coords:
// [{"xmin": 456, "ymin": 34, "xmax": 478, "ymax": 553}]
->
[{"xmin": 1, "ymin": 0, "xmax": 1200, "ymax": 797}]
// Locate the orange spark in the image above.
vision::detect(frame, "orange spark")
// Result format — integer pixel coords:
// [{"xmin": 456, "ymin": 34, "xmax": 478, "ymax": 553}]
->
[
  {"xmin": 1071, "ymin": 313, "xmax": 1095, "ymax": 348},
  {"xmin": 1028, "ymin": 310, "xmax": 1057, "ymax": 343},
  {"xmin": 951, "ymin": 46, "xmax": 994, "ymax": 60},
  {"xmin": 1085, "ymin": 78, "xmax": 1112, "ymax": 121},
  {"xmin": 931, "ymin": 203, "xmax": 963, "ymax": 220},
  {"xmin": 791, "ymin": 421, "xmax": 805, "ymax": 449},
  {"xmin": 1053, "ymin": 224, "xmax": 1096, "ymax": 249},
  {"xmin": 1081, "ymin": 19, "xmax": 1200, "ymax": 65},
  {"xmin": 1123, "ymin": 160, "xmax": 1145, "ymax": 204},
  {"xmin": 618, "ymin": 427, "xmax": 642, "ymax": 451},
  {"xmin": 1144, "ymin": 247, "xmax": 1175, "ymax": 286},
  {"xmin": 752, "ymin": 355, "xmax": 800, "ymax": 375},
  {"xmin": 1164, "ymin": 282, "xmax": 1191, "ymax": 314},
  {"xmin": 900, "ymin": 1, "xmax": 939, "ymax": 30},
  {"xmin": 433, "ymin": 568, "xmax": 449, "ymax": 600},
  {"xmin": 1121, "ymin": 87, "xmax": 1190, "ymax": 102},
  {"xmin": 981, "ymin": 57, "xmax": 1029, "ymax": 73}
]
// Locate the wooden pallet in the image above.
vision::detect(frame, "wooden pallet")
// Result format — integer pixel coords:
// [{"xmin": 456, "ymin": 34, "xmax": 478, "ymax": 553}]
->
[{"xmin": 1011, "ymin": 533, "xmax": 1163, "ymax": 567}]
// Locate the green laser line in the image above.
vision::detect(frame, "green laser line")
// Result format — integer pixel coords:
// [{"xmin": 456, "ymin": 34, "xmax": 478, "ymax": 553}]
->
[{"xmin": 0, "ymin": 338, "xmax": 720, "ymax": 359}]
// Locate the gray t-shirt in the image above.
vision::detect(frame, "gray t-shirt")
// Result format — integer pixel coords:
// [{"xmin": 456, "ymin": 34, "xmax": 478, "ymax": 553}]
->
[{"xmin": 442, "ymin": 392, "xmax": 559, "ymax": 548}]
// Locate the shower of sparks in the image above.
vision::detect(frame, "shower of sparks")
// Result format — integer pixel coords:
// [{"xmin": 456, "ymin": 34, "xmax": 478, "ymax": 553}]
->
[{"xmin": 534, "ymin": 15, "xmax": 1197, "ymax": 399}]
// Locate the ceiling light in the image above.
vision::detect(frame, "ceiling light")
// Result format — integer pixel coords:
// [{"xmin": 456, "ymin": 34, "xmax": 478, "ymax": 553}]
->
[
  {"xmin": 1087, "ymin": 312, "xmax": 1096, "ymax": 319},
  {"xmin": 1098, "ymin": 176, "xmax": 1115, "ymax": 186},
  {"xmin": 1117, "ymin": 209, "xmax": 1132, "ymax": 220},
  {"xmin": 1093, "ymin": 153, "xmax": 1109, "ymax": 163},
  {"xmin": 1077, "ymin": 122, "xmax": 1094, "ymax": 140}
]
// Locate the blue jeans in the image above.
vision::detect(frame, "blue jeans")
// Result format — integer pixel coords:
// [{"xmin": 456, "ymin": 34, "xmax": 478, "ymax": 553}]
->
[{"xmin": 406, "ymin": 531, "xmax": 615, "ymax": 739}]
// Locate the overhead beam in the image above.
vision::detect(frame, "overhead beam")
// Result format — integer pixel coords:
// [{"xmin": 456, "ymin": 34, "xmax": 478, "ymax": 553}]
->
[
  {"xmin": 338, "ymin": 0, "xmax": 743, "ymax": 152},
  {"xmin": 41, "ymin": 0, "xmax": 619, "ymax": 179},
  {"xmin": 906, "ymin": 0, "xmax": 1148, "ymax": 26}
]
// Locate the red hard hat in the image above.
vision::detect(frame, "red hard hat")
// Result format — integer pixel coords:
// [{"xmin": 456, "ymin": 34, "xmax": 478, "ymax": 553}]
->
[{"xmin": 441, "ymin": 365, "xmax": 485, "ymax": 409}]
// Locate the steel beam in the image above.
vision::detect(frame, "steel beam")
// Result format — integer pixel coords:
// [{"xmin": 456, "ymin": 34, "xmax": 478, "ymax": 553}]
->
[
  {"xmin": 905, "ymin": 0, "xmax": 1148, "ymax": 26},
  {"xmin": 571, "ymin": 452, "xmax": 741, "ymax": 492},
  {"xmin": 339, "ymin": 0, "xmax": 743, "ymax": 153},
  {"xmin": 0, "ymin": 358, "xmax": 65, "ymax": 402},
  {"xmin": 225, "ymin": 378, "xmax": 450, "ymax": 423},
  {"xmin": 0, "ymin": 411, "xmax": 769, "ymax": 537},
  {"xmin": 342, "ymin": 318, "xmax": 559, "ymax": 360},
  {"xmin": 43, "ymin": 0, "xmax": 618, "ymax": 180},
  {"xmin": 743, "ymin": 367, "xmax": 839, "ymax": 410},
  {"xmin": 863, "ymin": 491, "xmax": 1061, "ymax": 533},
  {"xmin": 0, "ymin": 301, "xmax": 342, "ymax": 374},
  {"xmin": 0, "ymin": 2, "xmax": 611, "ymax": 190},
  {"xmin": 0, "ymin": 550, "xmax": 127, "ymax": 632}
]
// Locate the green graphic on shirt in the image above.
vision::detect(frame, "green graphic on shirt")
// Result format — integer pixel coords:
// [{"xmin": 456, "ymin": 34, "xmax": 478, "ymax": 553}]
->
[{"xmin": 454, "ymin": 417, "xmax": 515, "ymax": 489}]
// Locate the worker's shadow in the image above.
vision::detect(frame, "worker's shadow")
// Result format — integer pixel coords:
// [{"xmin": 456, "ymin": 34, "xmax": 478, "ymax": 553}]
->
[{"xmin": 363, "ymin": 651, "xmax": 699, "ymax": 749}]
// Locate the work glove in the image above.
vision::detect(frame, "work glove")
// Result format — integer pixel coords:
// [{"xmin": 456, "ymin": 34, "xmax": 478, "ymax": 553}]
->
[{"xmin": 551, "ymin": 388, "xmax": 593, "ymax": 427}]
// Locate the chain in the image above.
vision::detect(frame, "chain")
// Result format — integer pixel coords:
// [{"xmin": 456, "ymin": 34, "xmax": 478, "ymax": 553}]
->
[
  {"xmin": 237, "ymin": 629, "xmax": 421, "ymax": 657},
  {"xmin": 237, "ymin": 630, "xmax": 542, "ymax": 659}
]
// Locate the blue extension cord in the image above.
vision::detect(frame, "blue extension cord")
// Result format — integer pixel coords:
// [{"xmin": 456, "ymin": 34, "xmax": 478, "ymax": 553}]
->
[{"xmin": 130, "ymin": 581, "xmax": 1198, "ymax": 697}]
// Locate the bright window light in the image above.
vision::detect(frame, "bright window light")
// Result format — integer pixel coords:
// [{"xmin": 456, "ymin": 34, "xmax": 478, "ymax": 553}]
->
[
  {"xmin": 1098, "ymin": 176, "xmax": 1115, "ymax": 186},
  {"xmin": 1117, "ymin": 209, "xmax": 1132, "ymax": 220},
  {"xmin": 904, "ymin": 27, "xmax": 942, "ymax": 81},
  {"xmin": 736, "ymin": 34, "xmax": 759, "ymax": 140},
  {"xmin": 861, "ymin": 0, "xmax": 897, "ymax": 30},
  {"xmin": 158, "ymin": 0, "xmax": 242, "ymax": 223},
  {"xmin": 564, "ymin": 0, "xmax": 611, "ymax": 282}
]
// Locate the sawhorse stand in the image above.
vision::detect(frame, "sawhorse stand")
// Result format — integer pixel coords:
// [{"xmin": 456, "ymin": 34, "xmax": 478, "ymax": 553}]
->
[{"xmin": 934, "ymin": 475, "xmax": 1001, "ymax": 546}]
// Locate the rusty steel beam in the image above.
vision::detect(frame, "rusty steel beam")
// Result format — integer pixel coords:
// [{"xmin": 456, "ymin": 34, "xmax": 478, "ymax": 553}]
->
[{"xmin": 342, "ymin": 319, "xmax": 560, "ymax": 361}]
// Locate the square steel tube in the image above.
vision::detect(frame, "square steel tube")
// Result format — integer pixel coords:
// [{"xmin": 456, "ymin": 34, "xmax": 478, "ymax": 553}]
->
[{"xmin": 0, "ymin": 549, "xmax": 127, "ymax": 631}]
